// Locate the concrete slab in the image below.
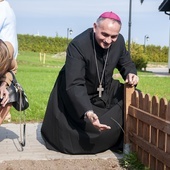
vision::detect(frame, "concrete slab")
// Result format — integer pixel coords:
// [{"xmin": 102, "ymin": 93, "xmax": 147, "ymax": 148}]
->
[{"xmin": 0, "ymin": 123, "xmax": 123, "ymax": 163}]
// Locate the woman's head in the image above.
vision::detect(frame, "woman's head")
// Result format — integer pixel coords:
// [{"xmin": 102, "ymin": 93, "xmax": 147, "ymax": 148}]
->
[
  {"xmin": 93, "ymin": 11, "xmax": 122, "ymax": 49},
  {"xmin": 0, "ymin": 40, "xmax": 13, "ymax": 76}
]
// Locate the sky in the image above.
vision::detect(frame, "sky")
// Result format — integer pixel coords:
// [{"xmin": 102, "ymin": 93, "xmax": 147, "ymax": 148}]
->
[{"xmin": 8, "ymin": 0, "xmax": 170, "ymax": 47}]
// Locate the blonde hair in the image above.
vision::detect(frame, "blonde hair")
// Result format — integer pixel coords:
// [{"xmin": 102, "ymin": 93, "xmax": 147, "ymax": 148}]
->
[{"xmin": 0, "ymin": 39, "xmax": 12, "ymax": 76}]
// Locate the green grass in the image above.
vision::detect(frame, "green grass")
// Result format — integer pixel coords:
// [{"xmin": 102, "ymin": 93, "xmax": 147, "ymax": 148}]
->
[
  {"xmin": 137, "ymin": 76, "xmax": 170, "ymax": 100},
  {"xmin": 10, "ymin": 51, "xmax": 170, "ymax": 123},
  {"xmin": 115, "ymin": 70, "xmax": 170, "ymax": 101},
  {"xmin": 11, "ymin": 51, "xmax": 63, "ymax": 122}
]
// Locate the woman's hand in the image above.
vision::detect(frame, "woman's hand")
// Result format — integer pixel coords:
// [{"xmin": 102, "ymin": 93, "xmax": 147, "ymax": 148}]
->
[
  {"xmin": 0, "ymin": 83, "xmax": 9, "ymax": 107},
  {"xmin": 86, "ymin": 111, "xmax": 111, "ymax": 131}
]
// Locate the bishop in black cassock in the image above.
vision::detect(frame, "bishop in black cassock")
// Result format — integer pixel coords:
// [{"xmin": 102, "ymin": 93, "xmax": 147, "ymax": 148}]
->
[{"xmin": 41, "ymin": 12, "xmax": 138, "ymax": 154}]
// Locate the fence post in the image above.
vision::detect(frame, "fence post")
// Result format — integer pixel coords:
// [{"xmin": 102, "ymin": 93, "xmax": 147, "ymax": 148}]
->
[
  {"xmin": 123, "ymin": 83, "xmax": 135, "ymax": 154},
  {"xmin": 43, "ymin": 53, "xmax": 46, "ymax": 64},
  {"xmin": 39, "ymin": 52, "xmax": 42, "ymax": 61}
]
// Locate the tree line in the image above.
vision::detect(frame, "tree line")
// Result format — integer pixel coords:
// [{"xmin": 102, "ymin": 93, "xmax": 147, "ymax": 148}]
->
[{"xmin": 18, "ymin": 34, "xmax": 168, "ymax": 70}]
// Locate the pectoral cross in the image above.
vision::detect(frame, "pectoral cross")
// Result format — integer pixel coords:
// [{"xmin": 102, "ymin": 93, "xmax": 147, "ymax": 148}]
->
[{"xmin": 97, "ymin": 84, "xmax": 104, "ymax": 98}]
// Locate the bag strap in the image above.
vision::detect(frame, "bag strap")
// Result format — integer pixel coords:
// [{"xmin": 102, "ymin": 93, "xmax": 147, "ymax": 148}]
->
[
  {"xmin": 9, "ymin": 71, "xmax": 26, "ymax": 151},
  {"xmin": 18, "ymin": 87, "xmax": 26, "ymax": 150},
  {"xmin": 9, "ymin": 71, "xmax": 17, "ymax": 84},
  {"xmin": 19, "ymin": 111, "xmax": 26, "ymax": 151}
]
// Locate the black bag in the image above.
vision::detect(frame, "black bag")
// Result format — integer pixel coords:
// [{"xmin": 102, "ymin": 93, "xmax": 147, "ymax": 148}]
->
[{"xmin": 7, "ymin": 72, "xmax": 29, "ymax": 111}]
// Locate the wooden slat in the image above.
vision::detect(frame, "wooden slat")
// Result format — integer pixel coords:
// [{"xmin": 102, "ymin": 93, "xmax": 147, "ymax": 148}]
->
[
  {"xmin": 139, "ymin": 92, "xmax": 145, "ymax": 110},
  {"xmin": 137, "ymin": 146, "xmax": 143, "ymax": 165},
  {"xmin": 159, "ymin": 98, "xmax": 168, "ymax": 119},
  {"xmin": 152, "ymin": 96, "xmax": 159, "ymax": 116},
  {"xmin": 144, "ymin": 94, "xmax": 151, "ymax": 112},
  {"xmin": 143, "ymin": 94, "xmax": 151, "ymax": 141},
  {"xmin": 131, "ymin": 90, "xmax": 139, "ymax": 107},
  {"xmin": 157, "ymin": 160, "xmax": 165, "ymax": 170},
  {"xmin": 143, "ymin": 150, "xmax": 149, "ymax": 168},
  {"xmin": 142, "ymin": 94, "xmax": 151, "ymax": 167},
  {"xmin": 150, "ymin": 156, "xmax": 157, "ymax": 170},
  {"xmin": 138, "ymin": 120, "xmax": 143, "ymax": 138},
  {"xmin": 129, "ymin": 115, "xmax": 138, "ymax": 152},
  {"xmin": 138, "ymin": 91, "xmax": 144, "ymax": 143},
  {"xmin": 150, "ymin": 96, "xmax": 159, "ymax": 169},
  {"xmin": 131, "ymin": 90, "xmax": 139, "ymax": 154},
  {"xmin": 128, "ymin": 115, "xmax": 137, "ymax": 143},
  {"xmin": 158, "ymin": 98, "xmax": 167, "ymax": 151},
  {"xmin": 158, "ymin": 130, "xmax": 166, "ymax": 151}
]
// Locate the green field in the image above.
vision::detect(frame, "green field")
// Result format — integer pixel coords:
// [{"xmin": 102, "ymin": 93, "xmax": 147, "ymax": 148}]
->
[{"xmin": 10, "ymin": 51, "xmax": 170, "ymax": 122}]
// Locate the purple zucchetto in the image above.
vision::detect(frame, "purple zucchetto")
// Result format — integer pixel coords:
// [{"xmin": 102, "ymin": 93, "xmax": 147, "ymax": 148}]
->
[{"xmin": 99, "ymin": 11, "xmax": 121, "ymax": 23}]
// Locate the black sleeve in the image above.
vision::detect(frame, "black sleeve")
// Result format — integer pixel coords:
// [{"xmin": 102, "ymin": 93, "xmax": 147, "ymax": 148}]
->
[{"xmin": 65, "ymin": 42, "xmax": 93, "ymax": 118}]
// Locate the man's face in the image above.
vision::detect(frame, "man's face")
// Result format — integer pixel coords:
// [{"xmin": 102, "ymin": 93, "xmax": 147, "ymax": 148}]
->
[{"xmin": 93, "ymin": 18, "xmax": 121, "ymax": 49}]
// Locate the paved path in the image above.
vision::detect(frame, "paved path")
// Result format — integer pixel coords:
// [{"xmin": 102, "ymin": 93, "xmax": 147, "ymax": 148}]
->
[
  {"xmin": 0, "ymin": 123, "xmax": 123, "ymax": 163},
  {"xmin": 146, "ymin": 67, "xmax": 170, "ymax": 77}
]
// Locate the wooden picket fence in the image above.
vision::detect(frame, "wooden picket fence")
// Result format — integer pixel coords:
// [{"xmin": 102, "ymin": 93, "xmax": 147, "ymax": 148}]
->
[{"xmin": 124, "ymin": 84, "xmax": 170, "ymax": 170}]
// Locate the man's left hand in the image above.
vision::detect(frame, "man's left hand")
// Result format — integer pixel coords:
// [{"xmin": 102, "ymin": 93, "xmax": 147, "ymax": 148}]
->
[{"xmin": 125, "ymin": 73, "xmax": 139, "ymax": 86}]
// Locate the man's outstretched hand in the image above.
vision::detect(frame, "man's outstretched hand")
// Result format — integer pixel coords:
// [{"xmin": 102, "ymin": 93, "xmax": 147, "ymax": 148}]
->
[{"xmin": 85, "ymin": 111, "xmax": 111, "ymax": 131}]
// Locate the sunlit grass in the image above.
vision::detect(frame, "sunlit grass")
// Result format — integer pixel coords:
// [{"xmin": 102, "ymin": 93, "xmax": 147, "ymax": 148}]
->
[
  {"xmin": 11, "ymin": 51, "xmax": 64, "ymax": 122},
  {"xmin": 114, "ymin": 69, "xmax": 170, "ymax": 101}
]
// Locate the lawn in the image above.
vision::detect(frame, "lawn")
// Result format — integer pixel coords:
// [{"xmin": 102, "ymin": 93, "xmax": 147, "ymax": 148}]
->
[{"xmin": 10, "ymin": 51, "xmax": 170, "ymax": 122}]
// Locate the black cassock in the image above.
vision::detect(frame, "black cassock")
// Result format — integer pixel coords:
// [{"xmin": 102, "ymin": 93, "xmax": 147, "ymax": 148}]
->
[{"xmin": 41, "ymin": 28, "xmax": 137, "ymax": 154}]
